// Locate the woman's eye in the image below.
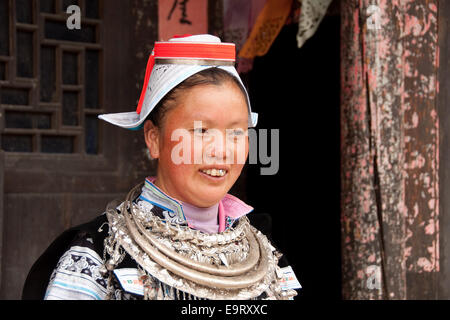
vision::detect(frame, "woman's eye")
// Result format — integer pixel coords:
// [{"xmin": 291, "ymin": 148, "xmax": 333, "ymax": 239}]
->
[
  {"xmin": 193, "ymin": 128, "xmax": 208, "ymax": 134},
  {"xmin": 229, "ymin": 129, "xmax": 245, "ymax": 138}
]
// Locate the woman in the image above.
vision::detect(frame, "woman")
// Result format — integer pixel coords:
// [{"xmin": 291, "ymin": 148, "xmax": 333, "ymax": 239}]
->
[{"xmin": 22, "ymin": 34, "xmax": 299, "ymax": 300}]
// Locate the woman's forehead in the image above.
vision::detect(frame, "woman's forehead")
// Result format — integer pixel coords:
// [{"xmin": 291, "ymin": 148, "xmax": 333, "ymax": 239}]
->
[{"xmin": 168, "ymin": 84, "xmax": 248, "ymax": 124}]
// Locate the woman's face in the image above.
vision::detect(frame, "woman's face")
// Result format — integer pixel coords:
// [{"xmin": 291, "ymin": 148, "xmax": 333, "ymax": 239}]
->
[{"xmin": 145, "ymin": 81, "xmax": 249, "ymax": 208}]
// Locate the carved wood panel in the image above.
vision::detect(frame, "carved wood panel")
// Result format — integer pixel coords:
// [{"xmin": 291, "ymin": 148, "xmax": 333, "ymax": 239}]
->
[
  {"xmin": 0, "ymin": 0, "xmax": 157, "ymax": 299},
  {"xmin": 0, "ymin": 0, "xmax": 103, "ymax": 155}
]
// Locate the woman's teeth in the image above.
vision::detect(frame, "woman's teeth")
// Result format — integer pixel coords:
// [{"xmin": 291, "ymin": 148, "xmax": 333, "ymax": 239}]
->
[{"xmin": 201, "ymin": 169, "xmax": 227, "ymax": 177}]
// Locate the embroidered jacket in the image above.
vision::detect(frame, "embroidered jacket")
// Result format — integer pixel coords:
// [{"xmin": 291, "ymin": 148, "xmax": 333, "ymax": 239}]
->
[{"xmin": 22, "ymin": 178, "xmax": 285, "ymax": 300}]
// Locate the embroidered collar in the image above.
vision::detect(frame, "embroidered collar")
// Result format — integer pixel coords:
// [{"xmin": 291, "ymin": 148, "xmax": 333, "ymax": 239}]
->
[{"xmin": 138, "ymin": 177, "xmax": 253, "ymax": 232}]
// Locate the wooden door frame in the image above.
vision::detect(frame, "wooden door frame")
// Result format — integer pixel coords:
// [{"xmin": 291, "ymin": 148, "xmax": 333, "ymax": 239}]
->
[
  {"xmin": 438, "ymin": 0, "xmax": 450, "ymax": 299},
  {"xmin": 0, "ymin": 151, "xmax": 4, "ymax": 293},
  {"xmin": 0, "ymin": 0, "xmax": 156, "ymax": 299}
]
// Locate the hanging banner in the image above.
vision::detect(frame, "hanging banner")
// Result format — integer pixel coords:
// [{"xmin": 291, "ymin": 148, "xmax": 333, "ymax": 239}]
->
[
  {"xmin": 238, "ymin": 0, "xmax": 293, "ymax": 59},
  {"xmin": 158, "ymin": 0, "xmax": 208, "ymax": 41},
  {"xmin": 222, "ymin": 0, "xmax": 266, "ymax": 73},
  {"xmin": 297, "ymin": 0, "xmax": 333, "ymax": 48}
]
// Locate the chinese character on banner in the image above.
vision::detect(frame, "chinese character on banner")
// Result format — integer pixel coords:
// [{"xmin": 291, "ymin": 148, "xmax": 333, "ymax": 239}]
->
[{"xmin": 158, "ymin": 0, "xmax": 208, "ymax": 41}]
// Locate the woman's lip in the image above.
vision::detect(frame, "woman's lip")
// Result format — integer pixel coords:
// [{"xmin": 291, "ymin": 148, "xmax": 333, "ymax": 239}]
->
[
  {"xmin": 198, "ymin": 169, "xmax": 228, "ymax": 181},
  {"xmin": 198, "ymin": 165, "xmax": 230, "ymax": 171}
]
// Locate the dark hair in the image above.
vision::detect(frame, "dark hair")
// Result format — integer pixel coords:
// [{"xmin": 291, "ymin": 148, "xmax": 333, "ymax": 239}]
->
[{"xmin": 147, "ymin": 67, "xmax": 248, "ymax": 129}]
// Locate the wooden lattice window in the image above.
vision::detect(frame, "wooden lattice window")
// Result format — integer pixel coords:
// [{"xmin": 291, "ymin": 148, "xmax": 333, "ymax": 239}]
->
[{"xmin": 0, "ymin": 0, "xmax": 103, "ymax": 154}]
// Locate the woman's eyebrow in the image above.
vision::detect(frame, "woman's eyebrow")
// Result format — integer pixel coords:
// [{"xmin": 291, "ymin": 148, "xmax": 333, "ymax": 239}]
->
[
  {"xmin": 227, "ymin": 119, "xmax": 248, "ymax": 127},
  {"xmin": 188, "ymin": 114, "xmax": 247, "ymax": 126},
  {"xmin": 189, "ymin": 113, "xmax": 213, "ymax": 122}
]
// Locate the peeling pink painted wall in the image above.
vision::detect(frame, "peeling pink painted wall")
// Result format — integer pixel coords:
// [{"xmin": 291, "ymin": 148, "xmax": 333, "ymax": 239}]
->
[{"xmin": 341, "ymin": 0, "xmax": 439, "ymax": 299}]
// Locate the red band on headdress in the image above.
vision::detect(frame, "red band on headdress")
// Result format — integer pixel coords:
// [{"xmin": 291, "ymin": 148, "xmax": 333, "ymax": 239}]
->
[
  {"xmin": 172, "ymin": 34, "xmax": 193, "ymax": 39},
  {"xmin": 154, "ymin": 42, "xmax": 235, "ymax": 61},
  {"xmin": 136, "ymin": 51, "xmax": 155, "ymax": 114}
]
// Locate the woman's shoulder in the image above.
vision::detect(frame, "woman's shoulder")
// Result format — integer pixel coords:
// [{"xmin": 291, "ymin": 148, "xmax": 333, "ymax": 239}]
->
[{"xmin": 22, "ymin": 214, "xmax": 109, "ymax": 300}]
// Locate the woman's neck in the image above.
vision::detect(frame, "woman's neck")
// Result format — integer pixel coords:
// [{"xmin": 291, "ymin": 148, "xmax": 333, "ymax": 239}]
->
[
  {"xmin": 148, "ymin": 177, "xmax": 220, "ymax": 233},
  {"xmin": 181, "ymin": 201, "xmax": 219, "ymax": 234}
]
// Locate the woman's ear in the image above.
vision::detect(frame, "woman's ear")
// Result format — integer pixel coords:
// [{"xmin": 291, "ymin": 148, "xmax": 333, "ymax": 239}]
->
[{"xmin": 144, "ymin": 120, "xmax": 160, "ymax": 159}]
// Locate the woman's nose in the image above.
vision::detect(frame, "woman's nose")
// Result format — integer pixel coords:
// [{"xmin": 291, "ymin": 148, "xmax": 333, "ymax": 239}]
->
[{"xmin": 204, "ymin": 132, "xmax": 231, "ymax": 162}]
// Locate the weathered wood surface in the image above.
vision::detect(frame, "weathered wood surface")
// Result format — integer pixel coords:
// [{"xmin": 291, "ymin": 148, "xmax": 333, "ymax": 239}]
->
[
  {"xmin": 1, "ymin": 0, "xmax": 157, "ymax": 299},
  {"xmin": 402, "ymin": 0, "xmax": 440, "ymax": 299},
  {"xmin": 341, "ymin": 0, "xmax": 439, "ymax": 299},
  {"xmin": 437, "ymin": 0, "xmax": 450, "ymax": 300}
]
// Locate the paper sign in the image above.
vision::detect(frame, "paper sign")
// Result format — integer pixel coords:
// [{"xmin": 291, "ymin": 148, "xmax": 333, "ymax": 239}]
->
[
  {"xmin": 113, "ymin": 268, "xmax": 144, "ymax": 296},
  {"xmin": 158, "ymin": 0, "xmax": 208, "ymax": 41},
  {"xmin": 279, "ymin": 266, "xmax": 302, "ymax": 290}
]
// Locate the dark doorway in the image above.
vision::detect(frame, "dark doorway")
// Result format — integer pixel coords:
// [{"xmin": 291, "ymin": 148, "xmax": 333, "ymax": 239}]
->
[{"xmin": 246, "ymin": 15, "xmax": 341, "ymax": 300}]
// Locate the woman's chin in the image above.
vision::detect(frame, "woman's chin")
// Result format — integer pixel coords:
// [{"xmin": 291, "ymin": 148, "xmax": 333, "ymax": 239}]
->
[{"xmin": 188, "ymin": 189, "xmax": 227, "ymax": 208}]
